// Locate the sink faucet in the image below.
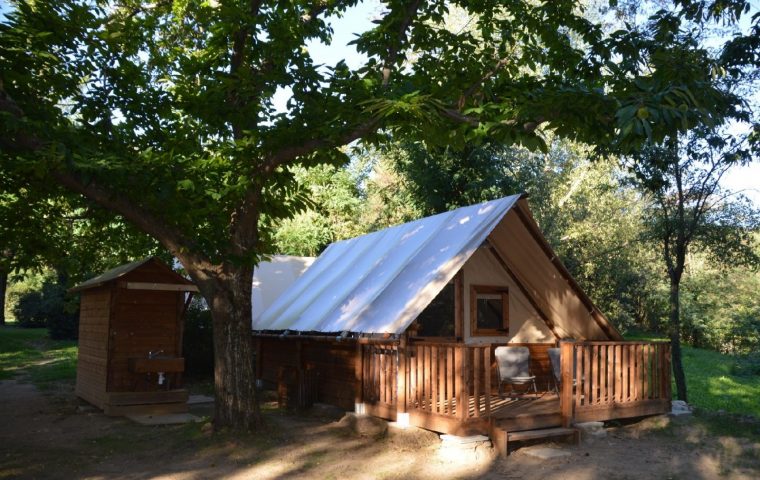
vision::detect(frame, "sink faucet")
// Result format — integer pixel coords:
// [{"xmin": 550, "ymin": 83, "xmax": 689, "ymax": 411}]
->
[{"xmin": 148, "ymin": 349, "xmax": 164, "ymax": 359}]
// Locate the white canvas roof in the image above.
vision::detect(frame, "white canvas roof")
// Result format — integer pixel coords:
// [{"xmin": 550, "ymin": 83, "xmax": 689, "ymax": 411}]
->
[
  {"xmin": 252, "ymin": 255, "xmax": 315, "ymax": 324},
  {"xmin": 252, "ymin": 195, "xmax": 522, "ymax": 334}
]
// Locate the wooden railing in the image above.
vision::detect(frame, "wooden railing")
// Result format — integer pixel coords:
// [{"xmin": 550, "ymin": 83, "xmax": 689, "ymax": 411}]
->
[
  {"xmin": 403, "ymin": 342, "xmax": 494, "ymax": 420},
  {"xmin": 560, "ymin": 341, "xmax": 671, "ymax": 425},
  {"xmin": 361, "ymin": 343, "xmax": 398, "ymax": 410}
]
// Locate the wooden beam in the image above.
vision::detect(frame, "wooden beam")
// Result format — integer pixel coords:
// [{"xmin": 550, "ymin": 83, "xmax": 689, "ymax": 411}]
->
[
  {"xmin": 398, "ymin": 337, "xmax": 408, "ymax": 413},
  {"xmin": 454, "ymin": 271, "xmax": 464, "ymax": 340},
  {"xmin": 124, "ymin": 282, "xmax": 199, "ymax": 292},
  {"xmin": 560, "ymin": 341, "xmax": 574, "ymax": 428},
  {"xmin": 486, "ymin": 244, "xmax": 562, "ymax": 340}
]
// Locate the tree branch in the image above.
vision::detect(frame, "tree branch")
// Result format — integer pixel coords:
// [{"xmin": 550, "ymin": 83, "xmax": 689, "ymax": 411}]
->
[
  {"xmin": 0, "ymin": 84, "xmax": 219, "ymax": 286},
  {"xmin": 381, "ymin": 0, "xmax": 422, "ymax": 88},
  {"xmin": 51, "ymin": 171, "xmax": 217, "ymax": 280},
  {"xmin": 263, "ymin": 119, "xmax": 381, "ymax": 172}
]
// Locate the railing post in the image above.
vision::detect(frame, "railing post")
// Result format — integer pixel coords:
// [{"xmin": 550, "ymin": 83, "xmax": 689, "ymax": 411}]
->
[
  {"xmin": 457, "ymin": 346, "xmax": 467, "ymax": 420},
  {"xmin": 397, "ymin": 338, "xmax": 408, "ymax": 415},
  {"xmin": 354, "ymin": 341, "xmax": 364, "ymax": 414},
  {"xmin": 560, "ymin": 340, "xmax": 574, "ymax": 428}
]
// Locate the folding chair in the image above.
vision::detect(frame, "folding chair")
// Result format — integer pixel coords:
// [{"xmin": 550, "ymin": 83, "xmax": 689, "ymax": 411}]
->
[{"xmin": 494, "ymin": 346, "xmax": 537, "ymax": 397}]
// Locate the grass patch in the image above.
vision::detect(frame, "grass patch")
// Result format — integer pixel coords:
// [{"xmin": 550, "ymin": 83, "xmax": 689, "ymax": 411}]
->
[
  {"xmin": 0, "ymin": 326, "xmax": 77, "ymax": 388},
  {"xmin": 626, "ymin": 331, "xmax": 760, "ymax": 418}
]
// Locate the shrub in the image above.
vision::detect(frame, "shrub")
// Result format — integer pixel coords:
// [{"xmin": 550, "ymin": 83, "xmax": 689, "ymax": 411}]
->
[
  {"xmin": 12, "ymin": 277, "xmax": 79, "ymax": 339},
  {"xmin": 182, "ymin": 299, "xmax": 214, "ymax": 375}
]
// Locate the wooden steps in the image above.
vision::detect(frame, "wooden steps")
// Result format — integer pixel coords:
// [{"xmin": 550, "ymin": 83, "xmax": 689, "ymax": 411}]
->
[
  {"xmin": 489, "ymin": 422, "xmax": 579, "ymax": 457},
  {"xmin": 508, "ymin": 426, "xmax": 579, "ymax": 443}
]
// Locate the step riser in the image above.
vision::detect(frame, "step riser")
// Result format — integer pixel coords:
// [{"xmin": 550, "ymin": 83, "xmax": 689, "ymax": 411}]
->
[
  {"xmin": 489, "ymin": 425, "xmax": 580, "ymax": 457},
  {"xmin": 496, "ymin": 413, "xmax": 562, "ymax": 432}
]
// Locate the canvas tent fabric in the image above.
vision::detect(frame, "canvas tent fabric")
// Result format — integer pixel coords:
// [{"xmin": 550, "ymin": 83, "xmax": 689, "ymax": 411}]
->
[
  {"xmin": 252, "ymin": 255, "xmax": 315, "ymax": 324},
  {"xmin": 252, "ymin": 195, "xmax": 522, "ymax": 335}
]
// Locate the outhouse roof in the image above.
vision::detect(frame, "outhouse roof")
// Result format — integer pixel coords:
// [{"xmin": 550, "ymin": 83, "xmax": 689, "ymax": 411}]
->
[{"xmin": 69, "ymin": 257, "xmax": 195, "ymax": 293}]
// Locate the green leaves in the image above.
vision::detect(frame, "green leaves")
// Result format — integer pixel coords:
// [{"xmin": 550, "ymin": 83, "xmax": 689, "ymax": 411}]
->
[{"xmin": 0, "ymin": 0, "xmax": 754, "ymax": 270}]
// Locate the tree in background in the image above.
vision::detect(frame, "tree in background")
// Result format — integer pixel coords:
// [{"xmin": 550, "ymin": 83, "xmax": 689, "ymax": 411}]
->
[
  {"xmin": 0, "ymin": 168, "xmax": 163, "ymax": 330},
  {"xmin": 382, "ymin": 137, "xmax": 666, "ymax": 332},
  {"xmin": 627, "ymin": 129, "xmax": 760, "ymax": 402},
  {"xmin": 0, "ymin": 0, "xmax": 752, "ymax": 429}
]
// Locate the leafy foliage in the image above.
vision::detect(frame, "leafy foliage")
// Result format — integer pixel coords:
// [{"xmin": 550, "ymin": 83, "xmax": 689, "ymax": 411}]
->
[{"xmin": 11, "ymin": 272, "xmax": 79, "ymax": 339}]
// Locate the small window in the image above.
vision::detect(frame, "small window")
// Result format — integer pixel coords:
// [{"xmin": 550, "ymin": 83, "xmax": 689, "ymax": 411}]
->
[{"xmin": 470, "ymin": 285, "xmax": 508, "ymax": 336}]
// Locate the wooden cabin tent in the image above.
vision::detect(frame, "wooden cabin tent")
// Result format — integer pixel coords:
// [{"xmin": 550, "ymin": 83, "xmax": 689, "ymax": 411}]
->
[
  {"xmin": 252, "ymin": 194, "xmax": 671, "ymax": 449},
  {"xmin": 70, "ymin": 257, "xmax": 199, "ymax": 416},
  {"xmin": 253, "ymin": 194, "xmax": 621, "ymax": 342}
]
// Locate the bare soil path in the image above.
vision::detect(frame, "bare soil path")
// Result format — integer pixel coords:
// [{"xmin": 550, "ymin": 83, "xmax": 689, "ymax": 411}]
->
[{"xmin": 1, "ymin": 378, "xmax": 758, "ymax": 480}]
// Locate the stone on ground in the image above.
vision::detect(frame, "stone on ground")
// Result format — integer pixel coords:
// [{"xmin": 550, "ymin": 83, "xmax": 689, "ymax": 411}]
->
[
  {"xmin": 671, "ymin": 400, "xmax": 693, "ymax": 416},
  {"xmin": 338, "ymin": 413, "xmax": 388, "ymax": 438},
  {"xmin": 438, "ymin": 434, "xmax": 494, "ymax": 462},
  {"xmin": 521, "ymin": 446, "xmax": 572, "ymax": 459},
  {"xmin": 575, "ymin": 421, "xmax": 607, "ymax": 439}
]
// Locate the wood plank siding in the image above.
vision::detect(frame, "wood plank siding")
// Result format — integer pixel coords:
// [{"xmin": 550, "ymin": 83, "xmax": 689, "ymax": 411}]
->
[
  {"xmin": 256, "ymin": 336, "xmax": 671, "ymax": 437},
  {"xmin": 74, "ymin": 258, "xmax": 192, "ymax": 415},
  {"xmin": 75, "ymin": 287, "xmax": 111, "ymax": 409}
]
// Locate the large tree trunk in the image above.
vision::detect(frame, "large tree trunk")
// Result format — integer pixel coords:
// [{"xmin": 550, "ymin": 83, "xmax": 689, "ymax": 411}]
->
[
  {"xmin": 668, "ymin": 279, "xmax": 688, "ymax": 402},
  {"xmin": 0, "ymin": 267, "xmax": 7, "ymax": 326},
  {"xmin": 205, "ymin": 264, "xmax": 261, "ymax": 430}
]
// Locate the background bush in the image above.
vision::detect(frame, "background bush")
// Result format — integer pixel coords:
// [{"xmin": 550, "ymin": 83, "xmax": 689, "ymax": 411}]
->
[
  {"xmin": 10, "ymin": 273, "xmax": 79, "ymax": 339},
  {"xmin": 182, "ymin": 298, "xmax": 214, "ymax": 376}
]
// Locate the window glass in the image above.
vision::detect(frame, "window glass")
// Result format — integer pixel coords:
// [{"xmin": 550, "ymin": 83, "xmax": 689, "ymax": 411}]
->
[
  {"xmin": 470, "ymin": 286, "xmax": 508, "ymax": 335},
  {"xmin": 476, "ymin": 295, "xmax": 503, "ymax": 330}
]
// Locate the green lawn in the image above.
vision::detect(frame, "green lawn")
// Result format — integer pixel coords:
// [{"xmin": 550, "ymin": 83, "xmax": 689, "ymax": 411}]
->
[
  {"xmin": 0, "ymin": 326, "xmax": 77, "ymax": 388},
  {"xmin": 626, "ymin": 331, "xmax": 760, "ymax": 418}
]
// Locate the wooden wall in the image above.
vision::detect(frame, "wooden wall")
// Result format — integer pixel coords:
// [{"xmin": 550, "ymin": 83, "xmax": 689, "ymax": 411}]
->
[
  {"xmin": 75, "ymin": 287, "xmax": 111, "ymax": 409},
  {"xmin": 107, "ymin": 288, "xmax": 184, "ymax": 391},
  {"xmin": 257, "ymin": 337, "xmax": 359, "ymax": 410},
  {"xmin": 256, "ymin": 337, "xmax": 557, "ymax": 414}
]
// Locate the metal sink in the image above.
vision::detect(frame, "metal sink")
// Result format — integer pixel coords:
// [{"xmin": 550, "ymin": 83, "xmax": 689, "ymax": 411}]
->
[{"xmin": 128, "ymin": 356, "xmax": 185, "ymax": 374}]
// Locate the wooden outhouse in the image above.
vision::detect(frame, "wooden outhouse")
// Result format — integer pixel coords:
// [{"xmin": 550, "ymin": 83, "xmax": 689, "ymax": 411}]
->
[{"xmin": 70, "ymin": 257, "xmax": 198, "ymax": 415}]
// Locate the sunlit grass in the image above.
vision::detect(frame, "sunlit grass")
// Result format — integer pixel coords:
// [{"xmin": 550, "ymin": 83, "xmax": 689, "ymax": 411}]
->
[
  {"xmin": 0, "ymin": 327, "xmax": 77, "ymax": 387},
  {"xmin": 626, "ymin": 331, "xmax": 760, "ymax": 418}
]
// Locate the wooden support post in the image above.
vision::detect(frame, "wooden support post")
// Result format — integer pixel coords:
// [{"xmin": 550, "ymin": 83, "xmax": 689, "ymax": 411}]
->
[
  {"xmin": 456, "ymin": 347, "xmax": 466, "ymax": 420},
  {"xmin": 473, "ymin": 347, "xmax": 481, "ymax": 417},
  {"xmin": 430, "ymin": 346, "xmax": 441, "ymax": 413},
  {"xmin": 489, "ymin": 419, "xmax": 508, "ymax": 458},
  {"xmin": 398, "ymin": 337, "xmax": 407, "ymax": 413},
  {"xmin": 354, "ymin": 341, "xmax": 363, "ymax": 412},
  {"xmin": 483, "ymin": 347, "xmax": 491, "ymax": 417},
  {"xmin": 454, "ymin": 271, "xmax": 464, "ymax": 340},
  {"xmin": 560, "ymin": 341, "xmax": 574, "ymax": 428}
]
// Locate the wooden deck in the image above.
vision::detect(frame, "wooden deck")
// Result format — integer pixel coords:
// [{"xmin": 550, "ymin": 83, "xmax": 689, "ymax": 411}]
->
[{"xmin": 360, "ymin": 339, "xmax": 671, "ymax": 437}]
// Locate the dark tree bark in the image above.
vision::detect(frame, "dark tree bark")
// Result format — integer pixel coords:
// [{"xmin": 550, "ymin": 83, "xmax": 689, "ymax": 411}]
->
[
  {"xmin": 668, "ymin": 278, "xmax": 688, "ymax": 401},
  {"xmin": 204, "ymin": 264, "xmax": 261, "ymax": 430}
]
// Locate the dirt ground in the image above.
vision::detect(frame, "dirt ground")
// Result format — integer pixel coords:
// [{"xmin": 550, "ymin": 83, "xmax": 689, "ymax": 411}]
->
[{"xmin": 1, "ymin": 379, "xmax": 759, "ymax": 480}]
